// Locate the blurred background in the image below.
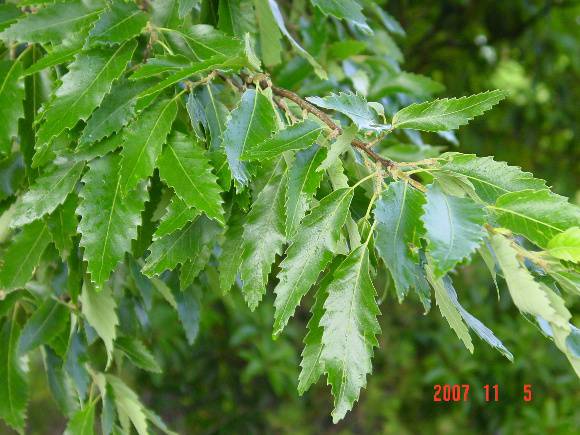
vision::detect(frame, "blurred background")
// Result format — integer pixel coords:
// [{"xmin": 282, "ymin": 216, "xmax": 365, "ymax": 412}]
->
[{"xmin": 16, "ymin": 0, "xmax": 579, "ymax": 433}]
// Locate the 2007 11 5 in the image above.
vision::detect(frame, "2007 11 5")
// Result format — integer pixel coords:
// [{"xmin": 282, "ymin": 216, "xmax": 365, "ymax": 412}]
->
[{"xmin": 433, "ymin": 384, "xmax": 470, "ymax": 402}]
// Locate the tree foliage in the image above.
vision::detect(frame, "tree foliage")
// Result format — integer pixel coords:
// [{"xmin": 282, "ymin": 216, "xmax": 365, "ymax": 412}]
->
[{"xmin": 0, "ymin": 0, "xmax": 578, "ymax": 431}]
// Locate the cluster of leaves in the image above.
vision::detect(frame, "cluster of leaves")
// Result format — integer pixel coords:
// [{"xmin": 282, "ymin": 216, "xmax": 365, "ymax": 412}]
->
[{"xmin": 0, "ymin": 0, "xmax": 578, "ymax": 432}]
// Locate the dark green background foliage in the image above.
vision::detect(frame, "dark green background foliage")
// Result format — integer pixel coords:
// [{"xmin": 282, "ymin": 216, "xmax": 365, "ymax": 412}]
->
[{"xmin": 0, "ymin": 0, "xmax": 579, "ymax": 433}]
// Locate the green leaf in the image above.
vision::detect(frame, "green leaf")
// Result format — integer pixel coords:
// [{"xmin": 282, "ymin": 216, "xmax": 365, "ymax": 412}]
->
[
  {"xmin": 11, "ymin": 160, "xmax": 85, "ymax": 228},
  {"xmin": 157, "ymin": 132, "xmax": 224, "ymax": 224},
  {"xmin": 79, "ymin": 79, "xmax": 149, "ymax": 145},
  {"xmin": 21, "ymin": 43, "xmax": 83, "ymax": 77},
  {"xmin": 119, "ymin": 96, "xmax": 178, "ymax": 195},
  {"xmin": 0, "ymin": 220, "xmax": 51, "ymax": 290},
  {"xmin": 47, "ymin": 194, "xmax": 79, "ymax": 259},
  {"xmin": 143, "ymin": 216, "xmax": 221, "ymax": 277},
  {"xmin": 241, "ymin": 119, "xmax": 325, "ymax": 161},
  {"xmin": 374, "ymin": 181, "xmax": 429, "ymax": 301},
  {"xmin": 422, "ymin": 184, "xmax": 486, "ymax": 277},
  {"xmin": 285, "ymin": 145, "xmax": 326, "ymax": 237},
  {"xmin": 267, "ymin": 0, "xmax": 327, "ymax": 79},
  {"xmin": 425, "ymin": 264, "xmax": 474, "ymax": 353},
  {"xmin": 240, "ymin": 167, "xmax": 287, "ymax": 310},
  {"xmin": 391, "ymin": 90, "xmax": 507, "ymax": 131},
  {"xmin": 492, "ymin": 190, "xmax": 580, "ymax": 248},
  {"xmin": 0, "ymin": 60, "xmax": 25, "ymax": 155},
  {"xmin": 88, "ymin": 0, "xmax": 148, "ymax": 46},
  {"xmin": 317, "ymin": 125, "xmax": 357, "ymax": 172},
  {"xmin": 107, "ymin": 375, "xmax": 148, "ymax": 435},
  {"xmin": 64, "ymin": 402, "xmax": 96, "ymax": 435},
  {"xmin": 490, "ymin": 234, "xmax": 563, "ymax": 327},
  {"xmin": 0, "ymin": 317, "xmax": 28, "ymax": 432},
  {"xmin": 320, "ymin": 244, "xmax": 380, "ymax": 423},
  {"xmin": 173, "ymin": 285, "xmax": 201, "ymax": 345},
  {"xmin": 0, "ymin": 0, "xmax": 104, "ymax": 44},
  {"xmin": 307, "ymin": 92, "xmax": 385, "ymax": 131},
  {"xmin": 441, "ymin": 153, "xmax": 547, "ymax": 203},
  {"xmin": 311, "ymin": 0, "xmax": 370, "ymax": 33},
  {"xmin": 202, "ymin": 85, "xmax": 229, "ymax": 150},
  {"xmin": 218, "ymin": 208, "xmax": 245, "ymax": 293},
  {"xmin": 223, "ymin": 89, "xmax": 277, "ymax": 186},
  {"xmin": 154, "ymin": 196, "xmax": 200, "ymax": 240},
  {"xmin": 19, "ymin": 299, "xmax": 68, "ymax": 354},
  {"xmin": 43, "ymin": 347, "xmax": 77, "ymax": 417},
  {"xmin": 440, "ymin": 275, "xmax": 512, "ymax": 360},
  {"xmin": 548, "ymin": 227, "xmax": 580, "ymax": 263},
  {"xmin": 78, "ymin": 154, "xmax": 147, "ymax": 288},
  {"xmin": 65, "ymin": 330, "xmax": 90, "ymax": 401},
  {"xmin": 298, "ymin": 281, "xmax": 328, "ymax": 395},
  {"xmin": 162, "ymin": 25, "xmax": 244, "ymax": 61},
  {"xmin": 115, "ymin": 337, "xmax": 162, "ymax": 373},
  {"xmin": 254, "ymin": 0, "xmax": 282, "ymax": 66},
  {"xmin": 36, "ymin": 41, "xmax": 137, "ymax": 148},
  {"xmin": 273, "ymin": 187, "xmax": 354, "ymax": 335},
  {"xmin": 80, "ymin": 284, "xmax": 119, "ymax": 365}
]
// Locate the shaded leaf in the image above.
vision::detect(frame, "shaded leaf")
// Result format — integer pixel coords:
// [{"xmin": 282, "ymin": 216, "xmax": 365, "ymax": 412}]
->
[
  {"xmin": 154, "ymin": 196, "xmax": 200, "ymax": 240},
  {"xmin": 307, "ymin": 92, "xmax": 385, "ymax": 131},
  {"xmin": 311, "ymin": 0, "xmax": 370, "ymax": 33},
  {"xmin": 88, "ymin": 0, "xmax": 148, "ymax": 45},
  {"xmin": 0, "ymin": 60, "xmax": 25, "ymax": 155},
  {"xmin": 115, "ymin": 337, "xmax": 162, "ymax": 373},
  {"xmin": 19, "ymin": 299, "xmax": 68, "ymax": 354}
]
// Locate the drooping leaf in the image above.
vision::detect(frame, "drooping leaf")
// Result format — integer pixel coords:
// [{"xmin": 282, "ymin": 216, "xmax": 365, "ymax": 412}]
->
[
  {"xmin": 47, "ymin": 194, "xmax": 79, "ymax": 259},
  {"xmin": 0, "ymin": 317, "xmax": 28, "ymax": 432},
  {"xmin": 78, "ymin": 154, "xmax": 147, "ymax": 288},
  {"xmin": 218, "ymin": 0, "xmax": 255, "ymax": 36},
  {"xmin": 493, "ymin": 190, "xmax": 580, "ymax": 249},
  {"xmin": 441, "ymin": 153, "xmax": 548, "ymax": 203},
  {"xmin": 88, "ymin": 0, "xmax": 148, "ymax": 45},
  {"xmin": 490, "ymin": 234, "xmax": 562, "ymax": 327},
  {"xmin": 64, "ymin": 402, "xmax": 96, "ymax": 435},
  {"xmin": 311, "ymin": 0, "xmax": 370, "ymax": 34},
  {"xmin": 157, "ymin": 132, "xmax": 224, "ymax": 224},
  {"xmin": 36, "ymin": 41, "xmax": 137, "ymax": 148},
  {"xmin": 173, "ymin": 285, "xmax": 201, "ymax": 345},
  {"xmin": 273, "ymin": 187, "xmax": 354, "ymax": 335},
  {"xmin": 372, "ymin": 72, "xmax": 444, "ymax": 99},
  {"xmin": 0, "ymin": 60, "xmax": 25, "ymax": 155},
  {"xmin": 320, "ymin": 244, "xmax": 380, "ymax": 423},
  {"xmin": 548, "ymin": 227, "xmax": 580, "ymax": 263},
  {"xmin": 0, "ymin": 0, "xmax": 104, "ymax": 44},
  {"xmin": 107, "ymin": 375, "xmax": 148, "ymax": 435},
  {"xmin": 218, "ymin": 207, "xmax": 246, "ymax": 293},
  {"xmin": 143, "ymin": 216, "xmax": 221, "ymax": 277},
  {"xmin": 0, "ymin": 220, "xmax": 51, "ymax": 290},
  {"xmin": 80, "ymin": 284, "xmax": 119, "ymax": 365},
  {"xmin": 425, "ymin": 264, "xmax": 473, "ymax": 353},
  {"xmin": 374, "ymin": 181, "xmax": 429, "ymax": 300},
  {"xmin": 11, "ymin": 160, "xmax": 85, "ymax": 228},
  {"xmin": 254, "ymin": 0, "xmax": 282, "ymax": 66},
  {"xmin": 391, "ymin": 90, "xmax": 507, "ymax": 131},
  {"xmin": 154, "ymin": 196, "xmax": 200, "ymax": 240},
  {"xmin": 307, "ymin": 92, "xmax": 385, "ymax": 131},
  {"xmin": 115, "ymin": 337, "xmax": 162, "ymax": 373},
  {"xmin": 298, "ymin": 278, "xmax": 330, "ymax": 395},
  {"xmin": 242, "ymin": 119, "xmax": 325, "ymax": 161},
  {"xmin": 441, "ymin": 275, "xmax": 512, "ymax": 360},
  {"xmin": 19, "ymin": 299, "xmax": 68, "ymax": 354},
  {"xmin": 240, "ymin": 167, "xmax": 287, "ymax": 310},
  {"xmin": 43, "ymin": 347, "xmax": 77, "ymax": 417},
  {"xmin": 223, "ymin": 89, "xmax": 277, "ymax": 186},
  {"xmin": 202, "ymin": 85, "xmax": 229, "ymax": 150},
  {"xmin": 267, "ymin": 0, "xmax": 327, "ymax": 79},
  {"xmin": 422, "ymin": 183, "xmax": 486, "ymax": 277},
  {"xmin": 285, "ymin": 145, "xmax": 326, "ymax": 237},
  {"xmin": 79, "ymin": 79, "xmax": 150, "ymax": 145},
  {"xmin": 119, "ymin": 96, "xmax": 178, "ymax": 195},
  {"xmin": 65, "ymin": 330, "xmax": 90, "ymax": 401}
]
